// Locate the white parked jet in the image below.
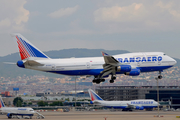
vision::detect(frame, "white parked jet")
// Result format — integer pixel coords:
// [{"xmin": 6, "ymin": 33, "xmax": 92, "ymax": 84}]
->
[
  {"xmin": 88, "ymin": 89, "xmax": 158, "ymax": 111},
  {"xmin": 11, "ymin": 33, "xmax": 177, "ymax": 84},
  {"xmin": 0, "ymin": 97, "xmax": 35, "ymax": 119}
]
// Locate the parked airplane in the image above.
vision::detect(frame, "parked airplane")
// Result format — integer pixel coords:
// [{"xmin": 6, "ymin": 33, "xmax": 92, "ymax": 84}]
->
[
  {"xmin": 88, "ymin": 89, "xmax": 158, "ymax": 111},
  {"xmin": 0, "ymin": 97, "xmax": 35, "ymax": 119},
  {"xmin": 11, "ymin": 33, "xmax": 177, "ymax": 84}
]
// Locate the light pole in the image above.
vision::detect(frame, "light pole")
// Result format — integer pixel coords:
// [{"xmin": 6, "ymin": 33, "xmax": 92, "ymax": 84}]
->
[
  {"xmin": 75, "ymin": 76, "xmax": 77, "ymax": 109},
  {"xmin": 155, "ymin": 77, "xmax": 160, "ymax": 117}
]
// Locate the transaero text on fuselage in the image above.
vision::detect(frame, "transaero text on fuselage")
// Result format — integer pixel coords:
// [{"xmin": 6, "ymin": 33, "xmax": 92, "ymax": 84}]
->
[
  {"xmin": 116, "ymin": 56, "xmax": 162, "ymax": 63},
  {"xmin": 131, "ymin": 101, "xmax": 153, "ymax": 104}
]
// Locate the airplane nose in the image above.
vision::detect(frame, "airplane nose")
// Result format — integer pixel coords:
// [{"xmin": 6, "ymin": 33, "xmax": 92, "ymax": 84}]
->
[
  {"xmin": 174, "ymin": 59, "xmax": 177, "ymax": 65},
  {"xmin": 156, "ymin": 102, "xmax": 160, "ymax": 106},
  {"xmin": 172, "ymin": 58, "xmax": 177, "ymax": 66},
  {"xmin": 168, "ymin": 57, "xmax": 177, "ymax": 66}
]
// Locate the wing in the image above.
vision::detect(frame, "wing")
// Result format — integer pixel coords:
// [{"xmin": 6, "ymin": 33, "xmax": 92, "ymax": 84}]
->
[
  {"xmin": 99, "ymin": 52, "xmax": 119, "ymax": 78},
  {"xmin": 126, "ymin": 103, "xmax": 136, "ymax": 109},
  {"xmin": 93, "ymin": 100, "xmax": 102, "ymax": 105},
  {"xmin": 101, "ymin": 52, "xmax": 119, "ymax": 65}
]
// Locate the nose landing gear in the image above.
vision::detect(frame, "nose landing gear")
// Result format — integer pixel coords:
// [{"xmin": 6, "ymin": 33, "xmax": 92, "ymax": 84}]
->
[
  {"xmin": 109, "ymin": 75, "xmax": 116, "ymax": 83},
  {"xmin": 158, "ymin": 71, "xmax": 162, "ymax": 79}
]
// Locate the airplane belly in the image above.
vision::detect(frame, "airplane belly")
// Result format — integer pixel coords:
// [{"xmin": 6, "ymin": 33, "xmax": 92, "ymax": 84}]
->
[
  {"xmin": 137, "ymin": 65, "xmax": 173, "ymax": 72},
  {"xmin": 47, "ymin": 69, "xmax": 103, "ymax": 76}
]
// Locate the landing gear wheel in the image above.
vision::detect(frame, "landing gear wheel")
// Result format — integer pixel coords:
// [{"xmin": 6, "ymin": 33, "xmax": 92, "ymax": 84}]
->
[
  {"xmin": 92, "ymin": 79, "xmax": 96, "ymax": 83},
  {"xmin": 112, "ymin": 76, "xmax": 116, "ymax": 80},
  {"xmin": 96, "ymin": 80, "xmax": 101, "ymax": 84},
  {"xmin": 110, "ymin": 80, "xmax": 114, "ymax": 83},
  {"xmin": 158, "ymin": 75, "xmax": 162, "ymax": 79},
  {"xmin": 101, "ymin": 79, "xmax": 105, "ymax": 82}
]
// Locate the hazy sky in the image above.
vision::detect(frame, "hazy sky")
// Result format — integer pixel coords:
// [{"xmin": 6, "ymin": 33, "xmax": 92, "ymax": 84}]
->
[{"xmin": 1, "ymin": 0, "xmax": 180, "ymax": 58}]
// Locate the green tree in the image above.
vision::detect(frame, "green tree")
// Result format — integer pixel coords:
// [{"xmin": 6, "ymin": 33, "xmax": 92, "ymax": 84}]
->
[
  {"xmin": 16, "ymin": 100, "xmax": 22, "ymax": 107},
  {"xmin": 72, "ymin": 98, "xmax": 76, "ymax": 101},
  {"xmin": 23, "ymin": 102, "xmax": 27, "ymax": 105},
  {"xmin": 44, "ymin": 102, "xmax": 48, "ymax": 106},
  {"xmin": 37, "ymin": 101, "xmax": 48, "ymax": 106},
  {"xmin": 65, "ymin": 98, "xmax": 69, "ymax": 101},
  {"xmin": 37, "ymin": 101, "xmax": 45, "ymax": 106},
  {"xmin": 28, "ymin": 102, "xmax": 32, "ymax": 105},
  {"xmin": 49, "ymin": 101, "xmax": 63, "ymax": 106},
  {"xmin": 13, "ymin": 97, "xmax": 23, "ymax": 107}
]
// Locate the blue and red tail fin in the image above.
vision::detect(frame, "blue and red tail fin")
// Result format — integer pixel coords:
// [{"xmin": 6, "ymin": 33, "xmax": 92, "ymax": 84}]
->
[
  {"xmin": 88, "ymin": 89, "xmax": 103, "ymax": 101},
  {"xmin": 0, "ymin": 97, "xmax": 5, "ymax": 108},
  {"xmin": 11, "ymin": 33, "xmax": 50, "ymax": 60}
]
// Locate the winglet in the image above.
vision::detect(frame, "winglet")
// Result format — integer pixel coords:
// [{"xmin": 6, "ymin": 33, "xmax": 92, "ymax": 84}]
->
[{"xmin": 101, "ymin": 51, "xmax": 109, "ymax": 56}]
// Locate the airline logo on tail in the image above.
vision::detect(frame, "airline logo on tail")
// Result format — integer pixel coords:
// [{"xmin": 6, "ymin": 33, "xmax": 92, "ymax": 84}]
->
[
  {"xmin": 0, "ymin": 98, "xmax": 5, "ymax": 108},
  {"xmin": 12, "ymin": 33, "xmax": 49, "ymax": 60},
  {"xmin": 88, "ymin": 89, "xmax": 103, "ymax": 101}
]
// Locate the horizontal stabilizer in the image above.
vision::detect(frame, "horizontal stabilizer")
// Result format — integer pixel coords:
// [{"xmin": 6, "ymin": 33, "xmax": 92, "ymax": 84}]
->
[{"xmin": 24, "ymin": 60, "xmax": 44, "ymax": 66}]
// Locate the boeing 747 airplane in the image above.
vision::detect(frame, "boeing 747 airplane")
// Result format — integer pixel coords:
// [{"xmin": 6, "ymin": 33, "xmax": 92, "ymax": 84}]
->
[
  {"xmin": 0, "ymin": 97, "xmax": 35, "ymax": 119},
  {"xmin": 88, "ymin": 89, "xmax": 158, "ymax": 111},
  {"xmin": 11, "ymin": 33, "xmax": 177, "ymax": 84}
]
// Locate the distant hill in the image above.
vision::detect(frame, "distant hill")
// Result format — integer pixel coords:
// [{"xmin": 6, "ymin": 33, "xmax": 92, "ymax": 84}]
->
[{"xmin": 0, "ymin": 49, "xmax": 130, "ymax": 78}]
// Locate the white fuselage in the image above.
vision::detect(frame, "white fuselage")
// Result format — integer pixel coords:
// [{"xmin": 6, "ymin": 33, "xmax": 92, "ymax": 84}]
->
[
  {"xmin": 0, "ymin": 107, "xmax": 35, "ymax": 116},
  {"xmin": 93, "ymin": 99, "xmax": 158, "ymax": 109},
  {"xmin": 23, "ymin": 52, "xmax": 176, "ymax": 76}
]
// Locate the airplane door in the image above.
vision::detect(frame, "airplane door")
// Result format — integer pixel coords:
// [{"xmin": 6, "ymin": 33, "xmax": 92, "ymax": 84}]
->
[
  {"xmin": 158, "ymin": 60, "xmax": 161, "ymax": 65},
  {"xmin": 51, "ymin": 64, "xmax": 55, "ymax": 70},
  {"xmin": 137, "ymin": 61, "xmax": 141, "ymax": 66},
  {"xmin": 86, "ymin": 62, "xmax": 90, "ymax": 69}
]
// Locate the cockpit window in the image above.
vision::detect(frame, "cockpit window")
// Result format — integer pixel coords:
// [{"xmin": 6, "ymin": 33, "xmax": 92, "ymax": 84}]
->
[{"xmin": 163, "ymin": 54, "xmax": 166, "ymax": 55}]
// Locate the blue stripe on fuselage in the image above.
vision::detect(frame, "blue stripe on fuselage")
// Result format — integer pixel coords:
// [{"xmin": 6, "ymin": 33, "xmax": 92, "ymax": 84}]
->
[
  {"xmin": 47, "ymin": 65, "xmax": 173, "ymax": 76},
  {"xmin": 105, "ymin": 106, "xmax": 157, "ymax": 109},
  {"xmin": 10, "ymin": 114, "xmax": 33, "ymax": 116}
]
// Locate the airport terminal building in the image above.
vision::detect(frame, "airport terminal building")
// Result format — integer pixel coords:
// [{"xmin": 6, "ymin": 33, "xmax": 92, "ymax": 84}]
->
[{"xmin": 96, "ymin": 86, "xmax": 180, "ymax": 109}]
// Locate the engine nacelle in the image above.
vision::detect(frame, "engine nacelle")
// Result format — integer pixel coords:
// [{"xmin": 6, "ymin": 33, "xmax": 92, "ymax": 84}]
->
[
  {"xmin": 90, "ymin": 101, "xmax": 93, "ymax": 104},
  {"xmin": 135, "ymin": 106, "xmax": 144, "ymax": 110},
  {"xmin": 17, "ymin": 60, "xmax": 25, "ymax": 68},
  {"xmin": 116, "ymin": 65, "xmax": 131, "ymax": 72},
  {"xmin": 139, "ymin": 106, "xmax": 144, "ymax": 110},
  {"xmin": 7, "ymin": 113, "xmax": 12, "ymax": 118},
  {"xmin": 125, "ymin": 69, "xmax": 140, "ymax": 76}
]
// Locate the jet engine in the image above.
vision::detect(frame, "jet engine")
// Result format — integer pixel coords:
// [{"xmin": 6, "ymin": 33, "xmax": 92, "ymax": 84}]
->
[
  {"xmin": 135, "ymin": 106, "xmax": 144, "ymax": 110},
  {"xmin": 125, "ymin": 69, "xmax": 140, "ymax": 76},
  {"xmin": 7, "ymin": 113, "xmax": 12, "ymax": 118},
  {"xmin": 139, "ymin": 106, "xmax": 144, "ymax": 110},
  {"xmin": 116, "ymin": 65, "xmax": 131, "ymax": 72}
]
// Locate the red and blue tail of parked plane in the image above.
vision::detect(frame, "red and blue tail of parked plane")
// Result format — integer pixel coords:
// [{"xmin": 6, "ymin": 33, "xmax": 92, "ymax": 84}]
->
[
  {"xmin": 0, "ymin": 97, "xmax": 5, "ymax": 108},
  {"xmin": 88, "ymin": 89, "xmax": 103, "ymax": 101},
  {"xmin": 11, "ymin": 33, "xmax": 49, "ymax": 60}
]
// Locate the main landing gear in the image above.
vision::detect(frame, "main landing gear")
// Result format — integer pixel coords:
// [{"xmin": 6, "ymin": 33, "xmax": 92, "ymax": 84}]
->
[
  {"xmin": 92, "ymin": 78, "xmax": 105, "ymax": 84},
  {"xmin": 92, "ymin": 74, "xmax": 117, "ymax": 84}
]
